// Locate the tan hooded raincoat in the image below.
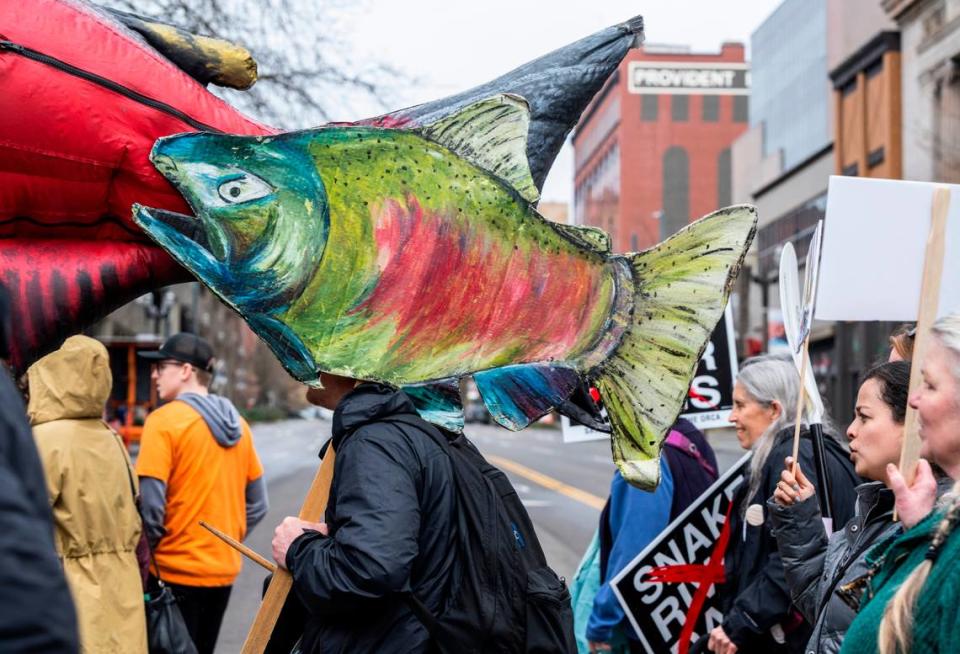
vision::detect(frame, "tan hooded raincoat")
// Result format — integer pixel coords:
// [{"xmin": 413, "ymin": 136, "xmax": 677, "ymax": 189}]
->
[{"xmin": 27, "ymin": 335, "xmax": 147, "ymax": 653}]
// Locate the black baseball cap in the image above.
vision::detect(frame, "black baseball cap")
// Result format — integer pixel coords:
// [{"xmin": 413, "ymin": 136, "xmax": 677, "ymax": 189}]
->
[{"xmin": 138, "ymin": 332, "xmax": 215, "ymax": 373}]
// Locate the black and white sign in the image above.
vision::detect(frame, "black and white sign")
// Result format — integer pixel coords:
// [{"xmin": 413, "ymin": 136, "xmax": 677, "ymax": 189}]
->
[
  {"xmin": 679, "ymin": 306, "xmax": 739, "ymax": 430},
  {"xmin": 611, "ymin": 454, "xmax": 750, "ymax": 654},
  {"xmin": 628, "ymin": 61, "xmax": 750, "ymax": 95}
]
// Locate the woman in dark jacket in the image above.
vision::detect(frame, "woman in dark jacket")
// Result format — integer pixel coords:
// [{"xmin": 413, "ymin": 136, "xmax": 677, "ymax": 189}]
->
[
  {"xmin": 768, "ymin": 361, "xmax": 916, "ymax": 654},
  {"xmin": 703, "ymin": 356, "xmax": 859, "ymax": 654}
]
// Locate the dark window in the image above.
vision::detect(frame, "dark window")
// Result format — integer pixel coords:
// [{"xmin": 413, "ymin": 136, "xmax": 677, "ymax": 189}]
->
[
  {"xmin": 841, "ymin": 80, "xmax": 857, "ymax": 96},
  {"xmin": 641, "ymin": 95, "xmax": 659, "ymax": 121},
  {"xmin": 733, "ymin": 96, "xmax": 749, "ymax": 123},
  {"xmin": 662, "ymin": 147, "xmax": 690, "ymax": 240},
  {"xmin": 672, "ymin": 95, "xmax": 689, "ymax": 122},
  {"xmin": 702, "ymin": 95, "xmax": 719, "ymax": 122},
  {"xmin": 717, "ymin": 148, "xmax": 732, "ymax": 207},
  {"xmin": 842, "ymin": 162, "xmax": 859, "ymax": 176},
  {"xmin": 868, "ymin": 147, "xmax": 885, "ymax": 168},
  {"xmin": 630, "ymin": 234, "xmax": 639, "ymax": 251}
]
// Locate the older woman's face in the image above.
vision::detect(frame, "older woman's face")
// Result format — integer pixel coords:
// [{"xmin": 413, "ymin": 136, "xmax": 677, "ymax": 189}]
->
[
  {"xmin": 847, "ymin": 378, "xmax": 903, "ymax": 483},
  {"xmin": 729, "ymin": 382, "xmax": 778, "ymax": 450},
  {"xmin": 913, "ymin": 340, "xmax": 960, "ymax": 475}
]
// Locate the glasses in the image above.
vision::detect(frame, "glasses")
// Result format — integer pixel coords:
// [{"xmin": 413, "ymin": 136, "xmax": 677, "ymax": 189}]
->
[{"xmin": 153, "ymin": 360, "xmax": 187, "ymax": 373}]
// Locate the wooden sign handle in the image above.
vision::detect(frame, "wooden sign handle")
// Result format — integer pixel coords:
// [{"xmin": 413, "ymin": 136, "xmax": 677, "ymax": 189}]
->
[
  {"xmin": 898, "ymin": 186, "xmax": 950, "ymax": 485},
  {"xmin": 790, "ymin": 336, "xmax": 811, "ymax": 472},
  {"xmin": 240, "ymin": 446, "xmax": 337, "ymax": 654}
]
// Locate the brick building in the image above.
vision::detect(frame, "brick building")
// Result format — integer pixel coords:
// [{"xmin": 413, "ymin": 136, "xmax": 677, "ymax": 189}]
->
[{"xmin": 572, "ymin": 43, "xmax": 750, "ymax": 252}]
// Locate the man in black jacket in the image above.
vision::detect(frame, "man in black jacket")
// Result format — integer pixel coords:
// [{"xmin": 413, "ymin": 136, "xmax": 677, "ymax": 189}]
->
[
  {"xmin": 271, "ymin": 373, "xmax": 457, "ymax": 653},
  {"xmin": 0, "ymin": 286, "xmax": 79, "ymax": 653}
]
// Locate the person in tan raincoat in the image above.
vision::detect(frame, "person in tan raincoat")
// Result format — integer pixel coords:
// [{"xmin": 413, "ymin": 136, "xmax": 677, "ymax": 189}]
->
[{"xmin": 27, "ymin": 335, "xmax": 147, "ymax": 653}]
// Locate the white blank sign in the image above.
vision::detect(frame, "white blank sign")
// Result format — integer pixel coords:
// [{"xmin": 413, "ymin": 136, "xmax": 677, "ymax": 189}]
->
[{"xmin": 816, "ymin": 176, "xmax": 960, "ymax": 321}]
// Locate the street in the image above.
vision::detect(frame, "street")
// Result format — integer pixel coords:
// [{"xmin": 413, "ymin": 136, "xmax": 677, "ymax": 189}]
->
[{"xmin": 216, "ymin": 418, "xmax": 744, "ymax": 652}]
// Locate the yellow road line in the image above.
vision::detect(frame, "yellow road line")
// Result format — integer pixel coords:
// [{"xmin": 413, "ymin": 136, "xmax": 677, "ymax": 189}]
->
[{"xmin": 487, "ymin": 454, "xmax": 607, "ymax": 511}]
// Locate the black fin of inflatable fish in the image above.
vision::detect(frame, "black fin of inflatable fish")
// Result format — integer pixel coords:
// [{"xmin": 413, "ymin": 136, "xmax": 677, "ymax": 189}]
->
[{"xmin": 365, "ymin": 15, "xmax": 644, "ymax": 191}]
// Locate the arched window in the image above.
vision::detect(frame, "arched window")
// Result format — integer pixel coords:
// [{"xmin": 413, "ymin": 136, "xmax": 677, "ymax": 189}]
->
[{"xmin": 661, "ymin": 147, "xmax": 689, "ymax": 240}]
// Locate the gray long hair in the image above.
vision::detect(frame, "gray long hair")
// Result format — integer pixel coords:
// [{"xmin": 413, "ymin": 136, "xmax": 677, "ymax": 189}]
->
[{"xmin": 737, "ymin": 355, "xmax": 804, "ymax": 506}]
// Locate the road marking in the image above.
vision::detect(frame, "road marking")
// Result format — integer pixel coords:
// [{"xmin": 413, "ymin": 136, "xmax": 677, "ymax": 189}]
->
[
  {"xmin": 521, "ymin": 499, "xmax": 553, "ymax": 508},
  {"xmin": 487, "ymin": 454, "xmax": 606, "ymax": 511}
]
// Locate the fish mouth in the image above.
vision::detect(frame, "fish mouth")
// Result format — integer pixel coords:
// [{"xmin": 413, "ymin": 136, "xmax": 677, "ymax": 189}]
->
[
  {"xmin": 135, "ymin": 206, "xmax": 211, "ymax": 252},
  {"xmin": 133, "ymin": 204, "xmax": 222, "ymax": 278}
]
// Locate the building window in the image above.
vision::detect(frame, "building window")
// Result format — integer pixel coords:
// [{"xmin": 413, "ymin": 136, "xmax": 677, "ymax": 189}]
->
[
  {"xmin": 662, "ymin": 147, "xmax": 690, "ymax": 240},
  {"xmin": 702, "ymin": 95, "xmax": 719, "ymax": 122},
  {"xmin": 717, "ymin": 148, "xmax": 732, "ymax": 207},
  {"xmin": 842, "ymin": 162, "xmax": 859, "ymax": 176},
  {"xmin": 641, "ymin": 95, "xmax": 658, "ymax": 121},
  {"xmin": 672, "ymin": 95, "xmax": 689, "ymax": 122},
  {"xmin": 868, "ymin": 147, "xmax": 885, "ymax": 168},
  {"xmin": 733, "ymin": 95, "xmax": 749, "ymax": 123},
  {"xmin": 630, "ymin": 234, "xmax": 639, "ymax": 251}
]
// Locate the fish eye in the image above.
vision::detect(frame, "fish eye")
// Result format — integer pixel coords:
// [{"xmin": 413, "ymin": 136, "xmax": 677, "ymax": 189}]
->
[{"xmin": 217, "ymin": 173, "xmax": 273, "ymax": 204}]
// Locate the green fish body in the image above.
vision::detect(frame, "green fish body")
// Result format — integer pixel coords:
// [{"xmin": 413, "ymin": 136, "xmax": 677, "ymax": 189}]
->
[{"xmin": 135, "ymin": 95, "xmax": 757, "ymax": 488}]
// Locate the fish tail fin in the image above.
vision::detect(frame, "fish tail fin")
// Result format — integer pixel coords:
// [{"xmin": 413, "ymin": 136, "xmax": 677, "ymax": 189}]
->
[{"xmin": 592, "ymin": 205, "xmax": 757, "ymax": 489}]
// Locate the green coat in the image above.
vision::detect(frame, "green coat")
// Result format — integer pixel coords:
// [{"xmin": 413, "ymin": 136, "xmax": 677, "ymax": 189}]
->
[{"xmin": 840, "ymin": 508, "xmax": 960, "ymax": 654}]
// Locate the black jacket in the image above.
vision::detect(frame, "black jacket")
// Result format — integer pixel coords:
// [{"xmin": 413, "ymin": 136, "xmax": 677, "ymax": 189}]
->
[
  {"xmin": 0, "ymin": 365, "xmax": 78, "ymax": 652},
  {"xmin": 286, "ymin": 383, "xmax": 458, "ymax": 653},
  {"xmin": 717, "ymin": 427, "xmax": 859, "ymax": 653}
]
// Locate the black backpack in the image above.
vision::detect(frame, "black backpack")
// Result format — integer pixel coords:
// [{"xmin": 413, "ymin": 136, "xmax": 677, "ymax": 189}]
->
[{"xmin": 390, "ymin": 415, "xmax": 577, "ymax": 654}]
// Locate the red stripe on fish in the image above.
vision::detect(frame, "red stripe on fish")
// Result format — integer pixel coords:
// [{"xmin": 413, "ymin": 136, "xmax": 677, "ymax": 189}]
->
[{"xmin": 356, "ymin": 196, "xmax": 607, "ymax": 366}]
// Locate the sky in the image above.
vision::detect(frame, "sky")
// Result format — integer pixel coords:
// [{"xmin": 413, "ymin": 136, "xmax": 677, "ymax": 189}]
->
[{"xmin": 340, "ymin": 0, "xmax": 784, "ymax": 205}]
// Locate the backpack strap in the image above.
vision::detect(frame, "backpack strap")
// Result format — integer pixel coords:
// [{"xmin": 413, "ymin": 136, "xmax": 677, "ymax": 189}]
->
[
  {"xmin": 377, "ymin": 414, "xmax": 451, "ymax": 637},
  {"xmin": 664, "ymin": 429, "xmax": 717, "ymax": 477}
]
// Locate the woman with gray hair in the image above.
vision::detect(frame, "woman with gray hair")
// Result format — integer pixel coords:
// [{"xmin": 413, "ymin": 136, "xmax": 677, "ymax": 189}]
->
[{"xmin": 703, "ymin": 356, "xmax": 859, "ymax": 654}]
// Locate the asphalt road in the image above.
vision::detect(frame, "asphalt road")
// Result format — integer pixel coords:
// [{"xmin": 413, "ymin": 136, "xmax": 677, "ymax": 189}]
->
[{"xmin": 215, "ymin": 418, "xmax": 745, "ymax": 652}]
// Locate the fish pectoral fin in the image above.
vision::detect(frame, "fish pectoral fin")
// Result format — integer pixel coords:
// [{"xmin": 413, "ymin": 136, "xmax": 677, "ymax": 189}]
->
[
  {"xmin": 246, "ymin": 313, "xmax": 319, "ymax": 384},
  {"xmin": 553, "ymin": 223, "xmax": 612, "ymax": 253},
  {"xmin": 474, "ymin": 364, "xmax": 580, "ymax": 431},
  {"xmin": 591, "ymin": 204, "xmax": 757, "ymax": 490},
  {"xmin": 419, "ymin": 94, "xmax": 540, "ymax": 204},
  {"xmin": 402, "ymin": 379, "xmax": 464, "ymax": 433}
]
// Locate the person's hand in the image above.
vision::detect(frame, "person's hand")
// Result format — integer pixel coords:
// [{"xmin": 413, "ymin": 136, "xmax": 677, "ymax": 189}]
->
[
  {"xmin": 707, "ymin": 626, "xmax": 738, "ymax": 654},
  {"xmin": 272, "ymin": 517, "xmax": 328, "ymax": 569},
  {"xmin": 887, "ymin": 459, "xmax": 938, "ymax": 529},
  {"xmin": 773, "ymin": 457, "xmax": 816, "ymax": 506},
  {"xmin": 588, "ymin": 641, "xmax": 612, "ymax": 653}
]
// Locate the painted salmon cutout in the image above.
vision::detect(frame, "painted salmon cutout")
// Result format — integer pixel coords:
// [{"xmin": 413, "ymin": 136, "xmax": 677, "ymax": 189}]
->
[{"xmin": 134, "ymin": 95, "xmax": 757, "ymax": 488}]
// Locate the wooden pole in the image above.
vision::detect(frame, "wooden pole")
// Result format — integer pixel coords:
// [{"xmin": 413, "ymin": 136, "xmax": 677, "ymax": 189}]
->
[
  {"xmin": 898, "ymin": 186, "xmax": 950, "ymax": 484},
  {"xmin": 200, "ymin": 521, "xmax": 276, "ymax": 573},
  {"xmin": 240, "ymin": 446, "xmax": 337, "ymax": 654}
]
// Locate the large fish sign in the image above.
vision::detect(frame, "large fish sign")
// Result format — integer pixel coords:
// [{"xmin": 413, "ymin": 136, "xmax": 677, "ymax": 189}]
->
[{"xmin": 135, "ymin": 94, "xmax": 756, "ymax": 488}]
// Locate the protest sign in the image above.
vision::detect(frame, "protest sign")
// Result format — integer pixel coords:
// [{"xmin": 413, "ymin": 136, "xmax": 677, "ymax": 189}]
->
[
  {"xmin": 816, "ymin": 176, "xmax": 960, "ymax": 321},
  {"xmin": 679, "ymin": 305, "xmax": 738, "ymax": 430},
  {"xmin": 611, "ymin": 453, "xmax": 751, "ymax": 654}
]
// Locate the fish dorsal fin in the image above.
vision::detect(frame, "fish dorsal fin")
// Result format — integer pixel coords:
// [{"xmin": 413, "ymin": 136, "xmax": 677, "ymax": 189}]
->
[
  {"xmin": 420, "ymin": 94, "xmax": 540, "ymax": 204},
  {"xmin": 553, "ymin": 223, "xmax": 611, "ymax": 253}
]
